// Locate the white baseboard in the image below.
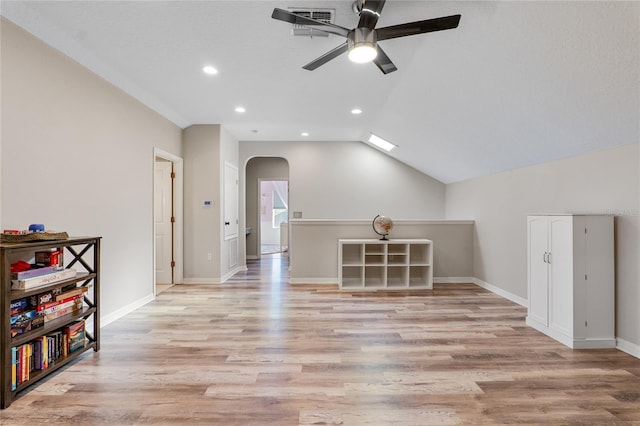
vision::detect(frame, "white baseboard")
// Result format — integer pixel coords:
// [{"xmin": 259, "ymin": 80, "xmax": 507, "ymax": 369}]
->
[
  {"xmin": 434, "ymin": 277, "xmax": 527, "ymax": 307},
  {"xmin": 289, "ymin": 277, "xmax": 338, "ymax": 285},
  {"xmin": 101, "ymin": 293, "xmax": 155, "ymax": 328},
  {"xmin": 471, "ymin": 277, "xmax": 528, "ymax": 307},
  {"xmin": 182, "ymin": 278, "xmax": 218, "ymax": 284},
  {"xmin": 616, "ymin": 338, "xmax": 640, "ymax": 358},
  {"xmin": 434, "ymin": 277, "xmax": 475, "ymax": 284},
  {"xmin": 246, "ymin": 255, "xmax": 258, "ymax": 260},
  {"xmin": 221, "ymin": 266, "xmax": 243, "ymax": 282},
  {"xmin": 181, "ymin": 266, "xmax": 244, "ymax": 285}
]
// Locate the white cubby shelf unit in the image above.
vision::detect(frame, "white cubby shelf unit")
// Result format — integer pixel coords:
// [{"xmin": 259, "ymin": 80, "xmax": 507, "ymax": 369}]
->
[{"xmin": 338, "ymin": 239, "xmax": 433, "ymax": 290}]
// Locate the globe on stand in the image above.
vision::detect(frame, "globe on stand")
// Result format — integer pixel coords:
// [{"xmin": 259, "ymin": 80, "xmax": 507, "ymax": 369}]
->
[{"xmin": 372, "ymin": 215, "xmax": 393, "ymax": 240}]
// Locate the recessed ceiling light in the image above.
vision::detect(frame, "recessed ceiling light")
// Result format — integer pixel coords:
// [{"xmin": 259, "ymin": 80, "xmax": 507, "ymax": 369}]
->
[
  {"xmin": 202, "ymin": 66, "xmax": 218, "ymax": 75},
  {"xmin": 235, "ymin": 106, "xmax": 246, "ymax": 113},
  {"xmin": 351, "ymin": 108, "xmax": 363, "ymax": 115},
  {"xmin": 368, "ymin": 133, "xmax": 396, "ymax": 152},
  {"xmin": 301, "ymin": 132, "xmax": 309, "ymax": 137}
]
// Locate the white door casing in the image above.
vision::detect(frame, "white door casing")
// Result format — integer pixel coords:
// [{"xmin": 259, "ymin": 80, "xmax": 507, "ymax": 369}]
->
[{"xmin": 224, "ymin": 162, "xmax": 239, "ymax": 240}]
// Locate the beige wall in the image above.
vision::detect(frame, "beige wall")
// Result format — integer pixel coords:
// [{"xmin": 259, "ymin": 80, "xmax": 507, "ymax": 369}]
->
[
  {"xmin": 240, "ymin": 140, "xmax": 446, "ymax": 220},
  {"xmin": 289, "ymin": 220, "xmax": 474, "ymax": 283},
  {"xmin": 446, "ymin": 143, "xmax": 640, "ymax": 349},
  {"xmin": 183, "ymin": 124, "xmax": 240, "ymax": 282},
  {"xmin": 0, "ymin": 19, "xmax": 183, "ymax": 322}
]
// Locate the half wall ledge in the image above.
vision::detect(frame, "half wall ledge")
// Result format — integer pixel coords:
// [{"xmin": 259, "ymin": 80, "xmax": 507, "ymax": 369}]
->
[{"xmin": 288, "ymin": 219, "xmax": 474, "ymax": 285}]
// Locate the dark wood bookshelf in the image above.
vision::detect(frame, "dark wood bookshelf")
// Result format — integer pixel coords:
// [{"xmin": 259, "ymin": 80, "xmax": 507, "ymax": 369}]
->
[{"xmin": 0, "ymin": 236, "xmax": 101, "ymax": 408}]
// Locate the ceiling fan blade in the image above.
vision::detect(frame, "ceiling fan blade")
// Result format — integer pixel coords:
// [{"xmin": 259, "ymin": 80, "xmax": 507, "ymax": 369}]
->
[
  {"xmin": 357, "ymin": 0, "xmax": 386, "ymax": 30},
  {"xmin": 373, "ymin": 45, "xmax": 397, "ymax": 74},
  {"xmin": 376, "ymin": 14, "xmax": 461, "ymax": 41},
  {"xmin": 302, "ymin": 42, "xmax": 349, "ymax": 71},
  {"xmin": 272, "ymin": 8, "xmax": 350, "ymax": 38}
]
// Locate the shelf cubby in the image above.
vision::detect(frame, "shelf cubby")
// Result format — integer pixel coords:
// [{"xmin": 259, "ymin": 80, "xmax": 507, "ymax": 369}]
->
[
  {"xmin": 341, "ymin": 266, "xmax": 363, "ymax": 288},
  {"xmin": 339, "ymin": 239, "xmax": 433, "ymax": 291},
  {"xmin": 387, "ymin": 266, "xmax": 408, "ymax": 288}
]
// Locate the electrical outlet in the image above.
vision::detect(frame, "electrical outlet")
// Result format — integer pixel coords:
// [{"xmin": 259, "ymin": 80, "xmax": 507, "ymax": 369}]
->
[
  {"xmin": 207, "ymin": 253, "xmax": 212, "ymax": 261},
  {"xmin": 293, "ymin": 211, "xmax": 302, "ymax": 219}
]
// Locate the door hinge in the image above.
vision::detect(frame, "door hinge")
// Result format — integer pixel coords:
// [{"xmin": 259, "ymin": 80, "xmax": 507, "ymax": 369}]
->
[
  {"xmin": 585, "ymin": 227, "xmax": 587, "ymax": 234},
  {"xmin": 171, "ymin": 260, "xmax": 176, "ymax": 268},
  {"xmin": 585, "ymin": 321, "xmax": 588, "ymax": 327},
  {"xmin": 171, "ymin": 216, "xmax": 176, "ymax": 223},
  {"xmin": 171, "ymin": 172, "xmax": 176, "ymax": 179},
  {"xmin": 585, "ymin": 274, "xmax": 588, "ymax": 280}
]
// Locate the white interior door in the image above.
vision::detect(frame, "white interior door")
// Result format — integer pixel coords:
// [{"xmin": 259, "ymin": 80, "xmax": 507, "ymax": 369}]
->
[{"xmin": 155, "ymin": 160, "xmax": 173, "ymax": 285}]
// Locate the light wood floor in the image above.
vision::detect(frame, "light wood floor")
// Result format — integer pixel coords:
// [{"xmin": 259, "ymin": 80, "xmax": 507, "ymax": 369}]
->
[{"xmin": 4, "ymin": 255, "xmax": 640, "ymax": 425}]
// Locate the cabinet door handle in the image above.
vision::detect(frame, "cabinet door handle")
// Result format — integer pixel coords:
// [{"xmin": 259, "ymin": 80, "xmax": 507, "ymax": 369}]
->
[
  {"xmin": 543, "ymin": 252, "xmax": 548, "ymax": 263},
  {"xmin": 547, "ymin": 252, "xmax": 551, "ymax": 264},
  {"xmin": 224, "ymin": 221, "xmax": 230, "ymax": 226}
]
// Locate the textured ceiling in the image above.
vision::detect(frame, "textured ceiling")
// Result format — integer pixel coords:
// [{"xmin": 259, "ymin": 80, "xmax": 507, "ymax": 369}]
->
[{"xmin": 2, "ymin": 1, "xmax": 638, "ymax": 183}]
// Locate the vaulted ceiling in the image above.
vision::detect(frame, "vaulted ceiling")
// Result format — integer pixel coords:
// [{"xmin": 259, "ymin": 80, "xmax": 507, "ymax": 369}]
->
[{"xmin": 2, "ymin": 1, "xmax": 638, "ymax": 183}]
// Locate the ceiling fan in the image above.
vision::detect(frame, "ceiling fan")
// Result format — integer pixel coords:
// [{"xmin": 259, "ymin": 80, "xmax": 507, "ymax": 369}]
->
[{"xmin": 271, "ymin": 0, "xmax": 461, "ymax": 74}]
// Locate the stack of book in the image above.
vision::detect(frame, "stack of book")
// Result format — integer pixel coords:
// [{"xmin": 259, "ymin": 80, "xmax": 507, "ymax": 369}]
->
[
  {"xmin": 10, "ymin": 249, "xmax": 75, "ymax": 291},
  {"xmin": 11, "ymin": 268, "xmax": 77, "ymax": 291},
  {"xmin": 11, "ymin": 320, "xmax": 86, "ymax": 390},
  {"xmin": 10, "ymin": 287, "xmax": 87, "ymax": 337}
]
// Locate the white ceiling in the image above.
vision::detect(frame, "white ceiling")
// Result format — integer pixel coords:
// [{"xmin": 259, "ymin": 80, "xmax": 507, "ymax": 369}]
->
[{"xmin": 2, "ymin": 1, "xmax": 638, "ymax": 183}]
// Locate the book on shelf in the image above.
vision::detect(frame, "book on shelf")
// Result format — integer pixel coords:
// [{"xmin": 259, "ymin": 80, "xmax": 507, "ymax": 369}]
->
[
  {"xmin": 11, "ymin": 265, "xmax": 58, "ymax": 281},
  {"xmin": 64, "ymin": 320, "xmax": 86, "ymax": 353},
  {"xmin": 43, "ymin": 301, "xmax": 83, "ymax": 323},
  {"xmin": 11, "ymin": 269, "xmax": 77, "ymax": 291},
  {"xmin": 11, "ymin": 347, "xmax": 17, "ymax": 391},
  {"xmin": 10, "ymin": 310, "xmax": 44, "ymax": 338},
  {"xmin": 37, "ymin": 294, "xmax": 83, "ymax": 314},
  {"xmin": 55, "ymin": 286, "xmax": 88, "ymax": 302}
]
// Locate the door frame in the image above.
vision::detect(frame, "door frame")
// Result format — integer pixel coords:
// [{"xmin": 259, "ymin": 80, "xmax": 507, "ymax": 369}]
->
[{"xmin": 153, "ymin": 148, "xmax": 184, "ymax": 294}]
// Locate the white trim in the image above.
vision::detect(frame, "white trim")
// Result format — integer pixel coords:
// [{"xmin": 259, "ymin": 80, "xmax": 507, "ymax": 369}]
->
[
  {"xmin": 101, "ymin": 293, "xmax": 155, "ymax": 327},
  {"xmin": 289, "ymin": 277, "xmax": 338, "ymax": 285},
  {"xmin": 616, "ymin": 338, "xmax": 640, "ymax": 358},
  {"xmin": 181, "ymin": 278, "xmax": 219, "ymax": 284},
  {"xmin": 471, "ymin": 277, "xmax": 528, "ymax": 307},
  {"xmin": 289, "ymin": 219, "xmax": 474, "ymax": 226},
  {"xmin": 246, "ymin": 255, "xmax": 259, "ymax": 260},
  {"xmin": 434, "ymin": 277, "xmax": 475, "ymax": 283},
  {"xmin": 221, "ymin": 266, "xmax": 243, "ymax": 282},
  {"xmin": 527, "ymin": 316, "xmax": 616, "ymax": 349},
  {"xmin": 181, "ymin": 266, "xmax": 243, "ymax": 285}
]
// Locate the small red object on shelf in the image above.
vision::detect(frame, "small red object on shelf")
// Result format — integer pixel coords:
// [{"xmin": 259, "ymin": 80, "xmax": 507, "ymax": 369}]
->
[{"xmin": 10, "ymin": 261, "xmax": 32, "ymax": 273}]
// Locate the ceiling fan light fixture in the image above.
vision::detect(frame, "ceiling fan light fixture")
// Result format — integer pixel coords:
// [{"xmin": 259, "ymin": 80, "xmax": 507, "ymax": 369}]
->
[
  {"xmin": 348, "ymin": 44, "xmax": 377, "ymax": 63},
  {"xmin": 348, "ymin": 27, "xmax": 377, "ymax": 63}
]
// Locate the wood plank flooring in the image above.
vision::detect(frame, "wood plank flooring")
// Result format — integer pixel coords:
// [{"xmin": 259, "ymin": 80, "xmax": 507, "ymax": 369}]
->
[{"xmin": 3, "ymin": 254, "xmax": 640, "ymax": 425}]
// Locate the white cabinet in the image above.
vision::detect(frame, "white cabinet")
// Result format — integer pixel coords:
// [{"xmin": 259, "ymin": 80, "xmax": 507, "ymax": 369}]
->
[
  {"xmin": 526, "ymin": 215, "xmax": 614, "ymax": 349},
  {"xmin": 338, "ymin": 239, "xmax": 432, "ymax": 290}
]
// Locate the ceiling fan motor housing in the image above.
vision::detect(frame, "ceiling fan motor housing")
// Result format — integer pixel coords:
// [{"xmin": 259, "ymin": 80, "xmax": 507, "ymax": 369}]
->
[{"xmin": 348, "ymin": 27, "xmax": 377, "ymax": 51}]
